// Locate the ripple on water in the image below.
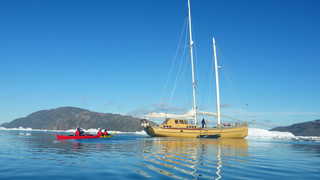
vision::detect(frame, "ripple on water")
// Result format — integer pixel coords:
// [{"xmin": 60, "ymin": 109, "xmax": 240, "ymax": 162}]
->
[{"xmin": 1, "ymin": 131, "xmax": 320, "ymax": 179}]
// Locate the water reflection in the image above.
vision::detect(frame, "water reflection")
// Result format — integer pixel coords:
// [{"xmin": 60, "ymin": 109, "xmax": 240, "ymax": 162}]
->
[
  {"xmin": 216, "ymin": 143, "xmax": 222, "ymax": 180},
  {"xmin": 13, "ymin": 131, "xmax": 145, "ymax": 157},
  {"xmin": 4, "ymin": 130, "xmax": 320, "ymax": 180},
  {"xmin": 1, "ymin": 130, "xmax": 249, "ymax": 179},
  {"xmin": 141, "ymin": 138, "xmax": 248, "ymax": 179}
]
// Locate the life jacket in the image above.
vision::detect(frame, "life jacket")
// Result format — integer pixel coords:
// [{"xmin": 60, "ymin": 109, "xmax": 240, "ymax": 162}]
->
[
  {"xmin": 75, "ymin": 130, "xmax": 80, "ymax": 136},
  {"xmin": 97, "ymin": 130, "xmax": 103, "ymax": 136}
]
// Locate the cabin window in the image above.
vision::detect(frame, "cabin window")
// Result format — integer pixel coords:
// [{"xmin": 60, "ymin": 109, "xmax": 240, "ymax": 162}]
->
[{"xmin": 175, "ymin": 120, "xmax": 178, "ymax": 124}]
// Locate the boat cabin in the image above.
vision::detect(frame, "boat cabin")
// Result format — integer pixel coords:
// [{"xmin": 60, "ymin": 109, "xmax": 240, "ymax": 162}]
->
[{"xmin": 160, "ymin": 118, "xmax": 197, "ymax": 129}]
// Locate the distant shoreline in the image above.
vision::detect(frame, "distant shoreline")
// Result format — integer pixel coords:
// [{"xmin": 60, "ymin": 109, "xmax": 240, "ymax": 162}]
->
[
  {"xmin": 270, "ymin": 120, "xmax": 320, "ymax": 137},
  {"xmin": 1, "ymin": 126, "xmax": 320, "ymax": 141}
]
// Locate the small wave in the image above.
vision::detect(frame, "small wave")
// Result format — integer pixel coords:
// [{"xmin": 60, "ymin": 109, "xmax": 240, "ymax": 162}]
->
[{"xmin": 292, "ymin": 136, "xmax": 320, "ymax": 142}]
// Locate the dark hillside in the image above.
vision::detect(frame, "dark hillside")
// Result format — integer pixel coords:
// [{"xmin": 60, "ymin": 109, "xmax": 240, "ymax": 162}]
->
[
  {"xmin": 1, "ymin": 107, "xmax": 155, "ymax": 132},
  {"xmin": 270, "ymin": 120, "xmax": 320, "ymax": 136}
]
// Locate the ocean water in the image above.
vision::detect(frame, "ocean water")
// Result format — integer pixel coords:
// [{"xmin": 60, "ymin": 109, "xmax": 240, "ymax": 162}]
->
[{"xmin": 0, "ymin": 129, "xmax": 320, "ymax": 180}]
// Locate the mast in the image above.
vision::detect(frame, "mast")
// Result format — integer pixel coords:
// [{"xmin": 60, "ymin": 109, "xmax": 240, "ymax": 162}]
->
[
  {"xmin": 212, "ymin": 37, "xmax": 221, "ymax": 126},
  {"xmin": 187, "ymin": 0, "xmax": 198, "ymax": 125}
]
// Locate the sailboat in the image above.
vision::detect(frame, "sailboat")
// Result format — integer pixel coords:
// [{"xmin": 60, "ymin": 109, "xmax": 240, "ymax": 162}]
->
[{"xmin": 142, "ymin": 0, "xmax": 248, "ymax": 138}]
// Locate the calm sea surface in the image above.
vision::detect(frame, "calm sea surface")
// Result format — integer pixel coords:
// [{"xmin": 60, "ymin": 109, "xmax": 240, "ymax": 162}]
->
[{"xmin": 0, "ymin": 130, "xmax": 319, "ymax": 180}]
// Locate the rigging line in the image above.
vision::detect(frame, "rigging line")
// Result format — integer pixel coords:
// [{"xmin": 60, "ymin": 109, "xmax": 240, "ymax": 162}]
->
[
  {"xmin": 192, "ymin": 37, "xmax": 200, "ymax": 111},
  {"xmin": 168, "ymin": 24, "xmax": 189, "ymax": 105},
  {"xmin": 161, "ymin": 18, "xmax": 188, "ymax": 104},
  {"xmin": 216, "ymin": 45, "xmax": 251, "ymax": 121},
  {"xmin": 209, "ymin": 41, "xmax": 216, "ymax": 100},
  {"xmin": 220, "ymin": 114, "xmax": 243, "ymax": 122},
  {"xmin": 210, "ymin": 65, "xmax": 217, "ymax": 123},
  {"xmin": 168, "ymin": 23, "xmax": 189, "ymax": 105},
  {"xmin": 210, "ymin": 39, "xmax": 221, "ymax": 122},
  {"xmin": 168, "ymin": 54, "xmax": 185, "ymax": 106},
  {"xmin": 215, "ymin": 45, "xmax": 241, "ymax": 107},
  {"xmin": 172, "ymin": 47, "xmax": 192, "ymax": 110},
  {"xmin": 205, "ymin": 47, "xmax": 216, "ymax": 117}
]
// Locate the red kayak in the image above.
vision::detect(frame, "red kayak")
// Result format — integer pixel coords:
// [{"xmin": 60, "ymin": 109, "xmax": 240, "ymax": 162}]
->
[
  {"xmin": 56, "ymin": 134, "xmax": 112, "ymax": 140},
  {"xmin": 56, "ymin": 134, "xmax": 100, "ymax": 140}
]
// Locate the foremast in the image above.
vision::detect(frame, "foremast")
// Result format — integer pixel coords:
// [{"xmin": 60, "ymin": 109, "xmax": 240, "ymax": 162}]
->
[
  {"xmin": 212, "ymin": 37, "xmax": 221, "ymax": 126},
  {"xmin": 187, "ymin": 0, "xmax": 198, "ymax": 125}
]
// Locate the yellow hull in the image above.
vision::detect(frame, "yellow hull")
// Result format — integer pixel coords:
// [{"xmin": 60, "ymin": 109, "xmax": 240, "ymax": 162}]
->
[{"xmin": 144, "ymin": 124, "xmax": 248, "ymax": 139}]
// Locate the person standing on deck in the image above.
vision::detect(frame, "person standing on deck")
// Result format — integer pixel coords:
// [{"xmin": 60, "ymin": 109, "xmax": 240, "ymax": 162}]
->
[{"xmin": 201, "ymin": 118, "xmax": 206, "ymax": 128}]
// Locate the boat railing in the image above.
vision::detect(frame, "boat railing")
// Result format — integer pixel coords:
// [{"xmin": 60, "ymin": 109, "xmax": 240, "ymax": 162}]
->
[{"xmin": 212, "ymin": 122, "xmax": 247, "ymax": 128}]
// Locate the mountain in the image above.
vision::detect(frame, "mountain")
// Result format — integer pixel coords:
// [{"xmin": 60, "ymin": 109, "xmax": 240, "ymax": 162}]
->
[
  {"xmin": 1, "ymin": 107, "xmax": 155, "ymax": 132},
  {"xmin": 270, "ymin": 120, "xmax": 320, "ymax": 136}
]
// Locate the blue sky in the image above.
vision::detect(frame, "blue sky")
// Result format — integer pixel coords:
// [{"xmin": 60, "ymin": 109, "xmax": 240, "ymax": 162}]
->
[{"xmin": 1, "ymin": 0, "xmax": 319, "ymax": 128}]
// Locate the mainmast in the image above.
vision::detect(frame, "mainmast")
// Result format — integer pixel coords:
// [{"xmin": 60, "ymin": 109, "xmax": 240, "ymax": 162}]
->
[
  {"xmin": 187, "ymin": 0, "xmax": 198, "ymax": 125},
  {"xmin": 212, "ymin": 37, "xmax": 221, "ymax": 126}
]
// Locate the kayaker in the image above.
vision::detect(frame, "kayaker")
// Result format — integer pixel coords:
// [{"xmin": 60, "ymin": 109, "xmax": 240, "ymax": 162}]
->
[
  {"xmin": 80, "ymin": 128, "xmax": 86, "ymax": 135},
  {"xmin": 103, "ymin": 129, "xmax": 109, "ymax": 136},
  {"xmin": 79, "ymin": 128, "xmax": 85, "ymax": 136},
  {"xmin": 97, "ymin": 128, "xmax": 103, "ymax": 136},
  {"xmin": 75, "ymin": 128, "xmax": 81, "ymax": 136}
]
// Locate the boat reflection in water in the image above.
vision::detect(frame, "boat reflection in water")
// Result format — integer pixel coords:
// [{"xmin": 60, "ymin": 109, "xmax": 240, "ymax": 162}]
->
[{"xmin": 140, "ymin": 138, "xmax": 248, "ymax": 179}]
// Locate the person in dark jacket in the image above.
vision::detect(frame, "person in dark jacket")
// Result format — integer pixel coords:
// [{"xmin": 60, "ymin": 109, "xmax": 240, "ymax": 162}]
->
[{"xmin": 201, "ymin": 118, "xmax": 206, "ymax": 128}]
